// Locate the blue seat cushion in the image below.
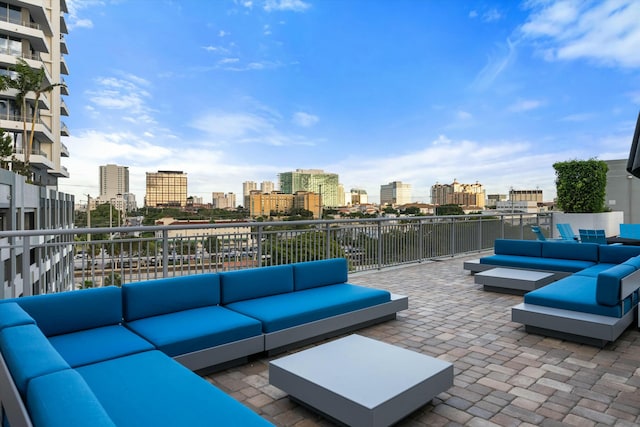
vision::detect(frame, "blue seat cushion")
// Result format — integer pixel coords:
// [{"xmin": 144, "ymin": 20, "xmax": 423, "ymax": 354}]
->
[
  {"xmin": 124, "ymin": 306, "xmax": 262, "ymax": 357},
  {"xmin": 0, "ymin": 302, "xmax": 34, "ymax": 332},
  {"xmin": 293, "ymin": 258, "xmax": 348, "ymax": 291},
  {"xmin": 574, "ymin": 264, "xmax": 617, "ymax": 277},
  {"xmin": 27, "ymin": 369, "xmax": 116, "ymax": 427},
  {"xmin": 11, "ymin": 286, "xmax": 122, "ymax": 337},
  {"xmin": 480, "ymin": 254, "xmax": 595, "ymax": 272},
  {"xmin": 225, "ymin": 284, "xmax": 391, "ymax": 333},
  {"xmin": 596, "ymin": 264, "xmax": 636, "ymax": 307},
  {"xmin": 524, "ymin": 276, "xmax": 629, "ymax": 318},
  {"xmin": 0, "ymin": 324, "xmax": 69, "ymax": 397},
  {"xmin": 48, "ymin": 325, "xmax": 155, "ymax": 368},
  {"xmin": 220, "ymin": 264, "xmax": 294, "ymax": 304},
  {"xmin": 621, "ymin": 255, "xmax": 640, "ymax": 270},
  {"xmin": 123, "ymin": 274, "xmax": 220, "ymax": 321},
  {"xmin": 542, "ymin": 241, "xmax": 599, "ymax": 262},
  {"xmin": 598, "ymin": 245, "xmax": 640, "ymax": 264},
  {"xmin": 494, "ymin": 239, "xmax": 542, "ymax": 257},
  {"xmin": 77, "ymin": 351, "xmax": 273, "ymax": 427}
]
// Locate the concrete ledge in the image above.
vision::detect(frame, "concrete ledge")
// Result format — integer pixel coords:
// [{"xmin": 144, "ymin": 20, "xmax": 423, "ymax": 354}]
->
[
  {"xmin": 174, "ymin": 334, "xmax": 265, "ymax": 372},
  {"xmin": 511, "ymin": 302, "xmax": 635, "ymax": 346}
]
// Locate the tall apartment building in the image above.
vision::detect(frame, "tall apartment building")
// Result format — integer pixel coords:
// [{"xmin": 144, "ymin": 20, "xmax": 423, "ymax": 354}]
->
[
  {"xmin": 350, "ymin": 189, "xmax": 368, "ymax": 205},
  {"xmin": 242, "ymin": 181, "xmax": 257, "ymax": 208},
  {"xmin": 145, "ymin": 171, "xmax": 187, "ymax": 207},
  {"xmin": 99, "ymin": 164, "xmax": 129, "ymax": 198},
  {"xmin": 278, "ymin": 169, "xmax": 340, "ymax": 207},
  {"xmin": 431, "ymin": 180, "xmax": 485, "ymax": 209},
  {"xmin": 380, "ymin": 181, "xmax": 412, "ymax": 206},
  {"xmin": 0, "ymin": 1, "xmax": 74, "ymax": 298},
  {"xmin": 212, "ymin": 192, "xmax": 236, "ymax": 209},
  {"xmin": 0, "ymin": 1, "xmax": 69, "ymax": 186},
  {"xmin": 260, "ymin": 181, "xmax": 274, "ymax": 193}
]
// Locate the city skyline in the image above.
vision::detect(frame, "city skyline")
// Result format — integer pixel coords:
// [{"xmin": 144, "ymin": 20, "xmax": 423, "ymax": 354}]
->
[{"xmin": 58, "ymin": 1, "xmax": 640, "ymax": 204}]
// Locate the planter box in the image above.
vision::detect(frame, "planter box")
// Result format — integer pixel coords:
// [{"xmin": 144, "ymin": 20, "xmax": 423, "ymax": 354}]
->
[{"xmin": 552, "ymin": 212, "xmax": 623, "ymax": 238}]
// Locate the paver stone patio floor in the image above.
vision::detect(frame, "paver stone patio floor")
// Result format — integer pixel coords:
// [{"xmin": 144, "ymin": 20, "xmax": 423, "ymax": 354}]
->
[{"xmin": 204, "ymin": 253, "xmax": 640, "ymax": 427}]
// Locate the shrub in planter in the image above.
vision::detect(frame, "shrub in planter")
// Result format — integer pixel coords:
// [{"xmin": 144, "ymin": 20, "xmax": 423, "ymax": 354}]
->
[{"xmin": 553, "ymin": 159, "xmax": 608, "ymax": 213}]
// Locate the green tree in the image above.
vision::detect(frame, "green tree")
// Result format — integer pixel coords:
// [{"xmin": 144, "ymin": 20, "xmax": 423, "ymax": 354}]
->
[
  {"xmin": 6, "ymin": 58, "xmax": 65, "ymax": 173},
  {"xmin": 435, "ymin": 204, "xmax": 465, "ymax": 215},
  {"xmin": 553, "ymin": 159, "xmax": 608, "ymax": 213}
]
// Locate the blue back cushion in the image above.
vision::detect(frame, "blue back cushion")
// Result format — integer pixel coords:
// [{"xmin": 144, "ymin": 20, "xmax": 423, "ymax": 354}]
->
[
  {"xmin": 0, "ymin": 302, "xmax": 34, "ymax": 332},
  {"xmin": 293, "ymin": 258, "xmax": 348, "ymax": 291},
  {"xmin": 0, "ymin": 324, "xmax": 69, "ymax": 397},
  {"xmin": 12, "ymin": 287, "xmax": 123, "ymax": 337},
  {"xmin": 494, "ymin": 240, "xmax": 542, "ymax": 257},
  {"xmin": 123, "ymin": 274, "xmax": 220, "ymax": 322},
  {"xmin": 622, "ymin": 255, "xmax": 640, "ymax": 270},
  {"xmin": 596, "ymin": 264, "xmax": 636, "ymax": 306},
  {"xmin": 220, "ymin": 264, "xmax": 294, "ymax": 304},
  {"xmin": 542, "ymin": 241, "xmax": 599, "ymax": 261},
  {"xmin": 598, "ymin": 245, "xmax": 640, "ymax": 264}
]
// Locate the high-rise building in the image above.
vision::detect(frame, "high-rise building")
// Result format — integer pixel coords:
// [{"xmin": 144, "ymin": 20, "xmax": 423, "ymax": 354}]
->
[
  {"xmin": 0, "ymin": 0, "xmax": 69, "ymax": 186},
  {"xmin": 380, "ymin": 181, "xmax": 412, "ymax": 205},
  {"xmin": 350, "ymin": 189, "xmax": 368, "ymax": 205},
  {"xmin": 99, "ymin": 164, "xmax": 129, "ymax": 199},
  {"xmin": 431, "ymin": 180, "xmax": 485, "ymax": 209},
  {"xmin": 509, "ymin": 189, "xmax": 543, "ymax": 203},
  {"xmin": 242, "ymin": 181, "xmax": 257, "ymax": 207},
  {"xmin": 260, "ymin": 181, "xmax": 275, "ymax": 193},
  {"xmin": 212, "ymin": 192, "xmax": 236, "ymax": 209},
  {"xmin": 145, "ymin": 171, "xmax": 188, "ymax": 207},
  {"xmin": 248, "ymin": 191, "xmax": 322, "ymax": 218},
  {"xmin": 278, "ymin": 169, "xmax": 340, "ymax": 207}
]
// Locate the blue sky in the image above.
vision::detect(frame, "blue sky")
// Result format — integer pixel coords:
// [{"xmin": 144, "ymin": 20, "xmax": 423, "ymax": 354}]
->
[{"xmin": 58, "ymin": 0, "xmax": 640, "ymax": 205}]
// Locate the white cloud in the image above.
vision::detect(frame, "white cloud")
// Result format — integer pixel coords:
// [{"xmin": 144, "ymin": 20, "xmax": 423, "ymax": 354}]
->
[
  {"xmin": 520, "ymin": 0, "xmax": 640, "ymax": 68},
  {"xmin": 292, "ymin": 112, "xmax": 319, "ymax": 127},
  {"xmin": 85, "ymin": 75, "xmax": 153, "ymax": 119},
  {"xmin": 483, "ymin": 9, "xmax": 502, "ymax": 22},
  {"xmin": 561, "ymin": 112, "xmax": 595, "ymax": 122},
  {"xmin": 264, "ymin": 0, "xmax": 311, "ymax": 12},
  {"xmin": 219, "ymin": 30, "xmax": 229, "ymax": 37},
  {"xmin": 471, "ymin": 38, "xmax": 517, "ymax": 90},
  {"xmin": 203, "ymin": 45, "xmax": 230, "ymax": 54},
  {"xmin": 219, "ymin": 57, "xmax": 240, "ymax": 64},
  {"xmin": 508, "ymin": 99, "xmax": 545, "ymax": 112},
  {"xmin": 457, "ymin": 110, "xmax": 472, "ymax": 120},
  {"xmin": 469, "ymin": 10, "xmax": 478, "ymax": 19}
]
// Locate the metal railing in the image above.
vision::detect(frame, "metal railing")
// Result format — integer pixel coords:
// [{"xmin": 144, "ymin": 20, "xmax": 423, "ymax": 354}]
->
[{"xmin": 0, "ymin": 213, "xmax": 552, "ymax": 298}]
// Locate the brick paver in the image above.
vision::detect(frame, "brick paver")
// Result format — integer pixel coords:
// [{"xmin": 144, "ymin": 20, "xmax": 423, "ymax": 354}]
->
[{"xmin": 204, "ymin": 254, "xmax": 640, "ymax": 426}]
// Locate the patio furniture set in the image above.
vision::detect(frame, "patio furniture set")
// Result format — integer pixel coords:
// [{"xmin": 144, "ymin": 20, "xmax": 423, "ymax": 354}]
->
[
  {"xmin": 465, "ymin": 239, "xmax": 640, "ymax": 346},
  {"xmin": 0, "ymin": 257, "xmax": 454, "ymax": 427}
]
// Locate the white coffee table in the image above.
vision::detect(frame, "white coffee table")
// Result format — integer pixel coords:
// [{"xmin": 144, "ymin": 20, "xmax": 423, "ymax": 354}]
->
[{"xmin": 269, "ymin": 334, "xmax": 453, "ymax": 427}]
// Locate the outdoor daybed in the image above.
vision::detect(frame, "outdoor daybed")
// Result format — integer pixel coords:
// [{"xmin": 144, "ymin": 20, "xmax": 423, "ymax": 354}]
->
[{"xmin": 0, "ymin": 258, "xmax": 407, "ymax": 426}]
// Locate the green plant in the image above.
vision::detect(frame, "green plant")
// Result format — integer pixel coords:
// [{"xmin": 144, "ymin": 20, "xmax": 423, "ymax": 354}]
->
[{"xmin": 553, "ymin": 159, "xmax": 608, "ymax": 213}]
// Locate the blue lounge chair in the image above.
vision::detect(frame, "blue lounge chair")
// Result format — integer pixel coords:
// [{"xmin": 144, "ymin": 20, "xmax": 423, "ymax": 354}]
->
[
  {"xmin": 556, "ymin": 223, "xmax": 579, "ymax": 241},
  {"xmin": 530, "ymin": 226, "xmax": 547, "ymax": 241},
  {"xmin": 579, "ymin": 229, "xmax": 607, "ymax": 244}
]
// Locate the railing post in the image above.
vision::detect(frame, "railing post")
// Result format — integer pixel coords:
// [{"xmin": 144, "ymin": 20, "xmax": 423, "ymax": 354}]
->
[
  {"xmin": 418, "ymin": 221, "xmax": 424, "ymax": 262},
  {"xmin": 450, "ymin": 217, "xmax": 455, "ymax": 257},
  {"xmin": 478, "ymin": 215, "xmax": 483, "ymax": 251},
  {"xmin": 377, "ymin": 221, "xmax": 383, "ymax": 270},
  {"xmin": 257, "ymin": 225, "xmax": 263, "ymax": 266},
  {"xmin": 162, "ymin": 229, "xmax": 169, "ymax": 278},
  {"xmin": 22, "ymin": 237, "xmax": 31, "ymax": 296},
  {"xmin": 324, "ymin": 222, "xmax": 331, "ymax": 259}
]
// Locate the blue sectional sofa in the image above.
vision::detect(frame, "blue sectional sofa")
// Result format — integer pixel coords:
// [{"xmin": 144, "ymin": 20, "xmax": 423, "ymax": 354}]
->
[
  {"xmin": 0, "ymin": 258, "xmax": 407, "ymax": 426},
  {"xmin": 477, "ymin": 240, "xmax": 640, "ymax": 346}
]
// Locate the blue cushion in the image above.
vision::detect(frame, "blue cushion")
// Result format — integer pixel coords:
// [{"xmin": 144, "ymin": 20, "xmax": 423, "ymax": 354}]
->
[
  {"xmin": 48, "ymin": 325, "xmax": 155, "ymax": 368},
  {"xmin": 542, "ymin": 241, "xmax": 599, "ymax": 262},
  {"xmin": 598, "ymin": 245, "xmax": 640, "ymax": 264},
  {"xmin": 596, "ymin": 264, "xmax": 636, "ymax": 307},
  {"xmin": 27, "ymin": 369, "xmax": 116, "ymax": 427},
  {"xmin": 480, "ymin": 254, "xmax": 595, "ymax": 272},
  {"xmin": 124, "ymin": 306, "xmax": 262, "ymax": 357},
  {"xmin": 123, "ymin": 274, "xmax": 220, "ymax": 321},
  {"xmin": 0, "ymin": 302, "xmax": 34, "ymax": 331},
  {"xmin": 77, "ymin": 351, "xmax": 274, "ymax": 427},
  {"xmin": 226, "ymin": 284, "xmax": 391, "ymax": 333},
  {"xmin": 11, "ymin": 287, "xmax": 122, "ymax": 337},
  {"xmin": 0, "ymin": 324, "xmax": 69, "ymax": 397},
  {"xmin": 621, "ymin": 255, "xmax": 640, "ymax": 270},
  {"xmin": 220, "ymin": 264, "xmax": 294, "ymax": 304},
  {"xmin": 524, "ymin": 276, "xmax": 627, "ymax": 317},
  {"xmin": 293, "ymin": 258, "xmax": 348, "ymax": 291},
  {"xmin": 494, "ymin": 239, "xmax": 542, "ymax": 257},
  {"xmin": 574, "ymin": 264, "xmax": 618, "ymax": 277}
]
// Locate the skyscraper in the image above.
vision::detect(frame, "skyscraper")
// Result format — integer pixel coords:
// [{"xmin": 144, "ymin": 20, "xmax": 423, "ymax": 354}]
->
[
  {"xmin": 145, "ymin": 171, "xmax": 188, "ymax": 207},
  {"xmin": 278, "ymin": 169, "xmax": 340, "ymax": 207},
  {"xmin": 99, "ymin": 164, "xmax": 129, "ymax": 199},
  {"xmin": 380, "ymin": 181, "xmax": 412, "ymax": 205}
]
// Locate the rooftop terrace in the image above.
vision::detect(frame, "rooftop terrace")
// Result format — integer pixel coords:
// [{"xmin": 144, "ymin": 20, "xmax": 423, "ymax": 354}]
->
[{"xmin": 205, "ymin": 253, "xmax": 640, "ymax": 426}]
